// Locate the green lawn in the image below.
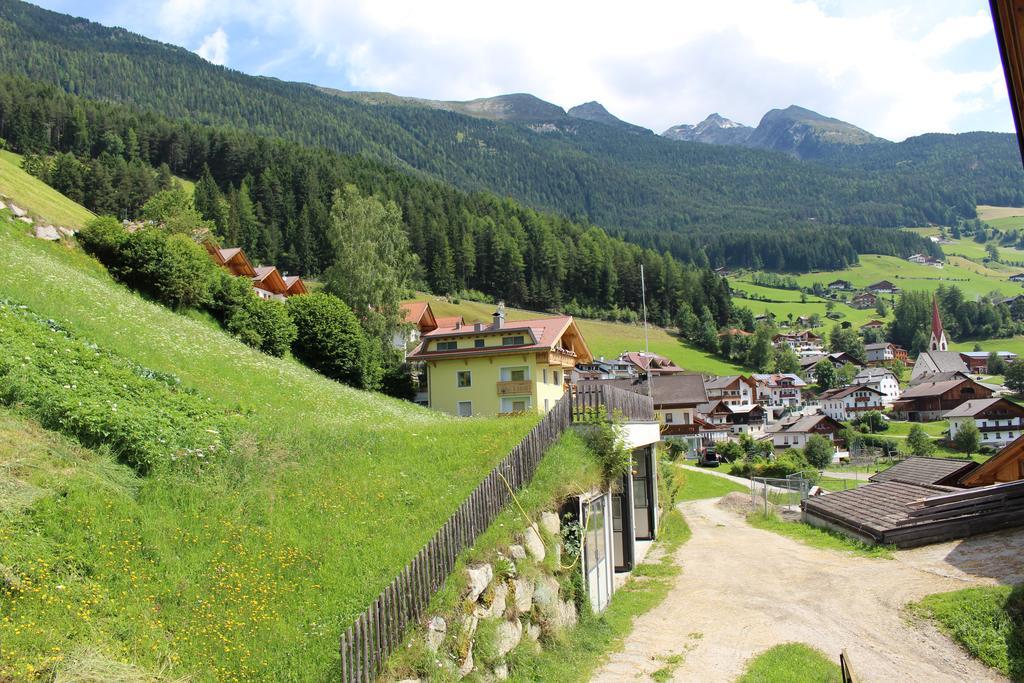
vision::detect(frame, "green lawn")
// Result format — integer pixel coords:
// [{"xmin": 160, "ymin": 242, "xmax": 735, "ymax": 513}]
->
[
  {"xmin": 675, "ymin": 466, "xmax": 748, "ymax": 501},
  {"xmin": 911, "ymin": 585, "xmax": 1023, "ymax": 680},
  {"xmin": 0, "ymin": 214, "xmax": 540, "ymax": 680},
  {"xmin": 0, "ymin": 150, "xmax": 95, "ymax": 229},
  {"xmin": 410, "ymin": 294, "xmax": 745, "ymax": 376},
  {"xmin": 736, "ymin": 643, "xmax": 841, "ymax": 683},
  {"xmin": 746, "ymin": 512, "xmax": 893, "ymax": 558}
]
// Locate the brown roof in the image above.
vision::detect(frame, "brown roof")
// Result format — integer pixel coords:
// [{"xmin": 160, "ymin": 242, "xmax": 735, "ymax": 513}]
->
[
  {"xmin": 942, "ymin": 397, "xmax": 1024, "ymax": 418},
  {"xmin": 407, "ymin": 315, "xmax": 592, "ymax": 363},
  {"xmin": 803, "ymin": 481, "xmax": 957, "ymax": 537},
  {"xmin": 650, "ymin": 374, "xmax": 709, "ymax": 407},
  {"xmin": 868, "ymin": 457, "xmax": 978, "ymax": 486},
  {"xmin": 818, "ymin": 385, "xmax": 885, "ymax": 400},
  {"xmin": 619, "ymin": 352, "xmax": 684, "ymax": 374},
  {"xmin": 400, "ymin": 301, "xmax": 438, "ymax": 332},
  {"xmin": 434, "ymin": 315, "xmax": 465, "ymax": 328},
  {"xmin": 899, "ymin": 377, "xmax": 987, "ymax": 399},
  {"xmin": 772, "ymin": 414, "xmax": 844, "ymax": 434}
]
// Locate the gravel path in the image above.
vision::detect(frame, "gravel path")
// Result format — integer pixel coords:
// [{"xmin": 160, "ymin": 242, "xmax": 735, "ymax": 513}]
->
[{"xmin": 591, "ymin": 497, "xmax": 1024, "ymax": 682}]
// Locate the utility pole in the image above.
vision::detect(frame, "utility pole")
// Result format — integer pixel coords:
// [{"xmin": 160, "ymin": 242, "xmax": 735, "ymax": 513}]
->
[{"xmin": 641, "ymin": 264, "xmax": 653, "ymax": 399}]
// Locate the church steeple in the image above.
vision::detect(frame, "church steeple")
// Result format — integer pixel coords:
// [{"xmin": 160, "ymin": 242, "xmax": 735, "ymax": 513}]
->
[{"xmin": 929, "ymin": 296, "xmax": 948, "ymax": 351}]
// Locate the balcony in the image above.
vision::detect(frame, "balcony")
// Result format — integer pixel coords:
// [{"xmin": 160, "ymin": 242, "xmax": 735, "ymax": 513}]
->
[{"xmin": 496, "ymin": 380, "xmax": 533, "ymax": 396}]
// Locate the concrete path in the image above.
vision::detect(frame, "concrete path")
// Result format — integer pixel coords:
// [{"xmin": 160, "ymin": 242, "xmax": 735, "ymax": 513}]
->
[{"xmin": 590, "ymin": 497, "xmax": 1023, "ymax": 682}]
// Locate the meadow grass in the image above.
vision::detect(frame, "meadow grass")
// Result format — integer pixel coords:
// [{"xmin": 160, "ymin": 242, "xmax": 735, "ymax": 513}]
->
[
  {"xmin": 746, "ymin": 512, "xmax": 893, "ymax": 559},
  {"xmin": 910, "ymin": 585, "xmax": 1023, "ymax": 680},
  {"xmin": 0, "ymin": 150, "xmax": 95, "ymax": 229},
  {"xmin": 409, "ymin": 294, "xmax": 745, "ymax": 375},
  {"xmin": 675, "ymin": 465, "xmax": 748, "ymax": 501},
  {"xmin": 977, "ymin": 205, "xmax": 1024, "ymax": 221},
  {"xmin": 0, "ymin": 213, "xmax": 540, "ymax": 680},
  {"xmin": 736, "ymin": 643, "xmax": 841, "ymax": 683}
]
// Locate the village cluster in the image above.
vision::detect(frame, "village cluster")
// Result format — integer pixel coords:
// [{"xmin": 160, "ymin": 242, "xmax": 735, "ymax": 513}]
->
[
  {"xmin": 398, "ymin": 297, "xmax": 1022, "ymax": 456},
  {"xmin": 396, "ymin": 295, "xmax": 1024, "ymax": 557}
]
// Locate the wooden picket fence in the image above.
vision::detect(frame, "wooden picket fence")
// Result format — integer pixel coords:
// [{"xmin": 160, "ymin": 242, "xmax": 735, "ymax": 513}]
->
[{"xmin": 337, "ymin": 384, "xmax": 654, "ymax": 681}]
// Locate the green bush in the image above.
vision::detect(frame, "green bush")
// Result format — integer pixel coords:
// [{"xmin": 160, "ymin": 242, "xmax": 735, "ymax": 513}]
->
[
  {"xmin": 225, "ymin": 297, "xmax": 297, "ymax": 358},
  {"xmin": 76, "ymin": 215, "xmax": 128, "ymax": 266},
  {"xmin": 118, "ymin": 228, "xmax": 215, "ymax": 309},
  {"xmin": 208, "ymin": 269, "xmax": 256, "ymax": 321},
  {"xmin": 731, "ymin": 451, "xmax": 811, "ymax": 479},
  {"xmin": 0, "ymin": 302, "xmax": 236, "ymax": 474},
  {"xmin": 803, "ymin": 434, "xmax": 834, "ymax": 469},
  {"xmin": 287, "ymin": 292, "xmax": 380, "ymax": 389}
]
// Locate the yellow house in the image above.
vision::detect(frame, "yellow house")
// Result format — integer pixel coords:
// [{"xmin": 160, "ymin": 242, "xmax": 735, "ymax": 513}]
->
[{"xmin": 407, "ymin": 305, "xmax": 592, "ymax": 416}]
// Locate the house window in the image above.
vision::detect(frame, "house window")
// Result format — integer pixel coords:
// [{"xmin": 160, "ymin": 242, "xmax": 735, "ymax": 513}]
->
[
  {"xmin": 457, "ymin": 401, "xmax": 472, "ymax": 417},
  {"xmin": 457, "ymin": 371, "xmax": 472, "ymax": 388},
  {"xmin": 501, "ymin": 397, "xmax": 530, "ymax": 413},
  {"xmin": 501, "ymin": 366, "xmax": 529, "ymax": 382},
  {"xmin": 437, "ymin": 341, "xmax": 458, "ymax": 351},
  {"xmin": 665, "ymin": 412, "xmax": 674, "ymax": 423},
  {"xmin": 543, "ymin": 368, "xmax": 548, "ymax": 383},
  {"xmin": 502, "ymin": 335, "xmax": 526, "ymax": 346},
  {"xmin": 553, "ymin": 370, "xmax": 561, "ymax": 385},
  {"xmin": 474, "ymin": 339, "xmax": 485, "ymax": 348}
]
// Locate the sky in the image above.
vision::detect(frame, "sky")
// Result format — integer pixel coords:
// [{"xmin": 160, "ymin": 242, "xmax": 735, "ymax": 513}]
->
[{"xmin": 33, "ymin": 0, "xmax": 1016, "ymax": 141}]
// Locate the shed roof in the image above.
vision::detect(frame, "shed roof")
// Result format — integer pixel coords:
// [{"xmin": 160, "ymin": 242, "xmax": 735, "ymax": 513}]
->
[{"xmin": 868, "ymin": 457, "xmax": 978, "ymax": 486}]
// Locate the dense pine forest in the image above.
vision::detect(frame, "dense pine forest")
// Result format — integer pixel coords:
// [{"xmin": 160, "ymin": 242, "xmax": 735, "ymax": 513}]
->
[
  {"xmin": 0, "ymin": 0, "xmax": 1011, "ymax": 270},
  {"xmin": 0, "ymin": 75, "xmax": 737, "ymax": 328}
]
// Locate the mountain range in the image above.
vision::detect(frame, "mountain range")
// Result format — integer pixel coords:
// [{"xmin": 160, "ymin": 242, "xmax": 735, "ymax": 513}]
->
[{"xmin": 0, "ymin": 0, "xmax": 1021, "ymax": 272}]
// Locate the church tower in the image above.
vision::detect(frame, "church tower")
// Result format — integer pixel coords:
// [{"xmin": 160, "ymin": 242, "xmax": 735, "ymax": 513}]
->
[{"xmin": 929, "ymin": 296, "xmax": 948, "ymax": 351}]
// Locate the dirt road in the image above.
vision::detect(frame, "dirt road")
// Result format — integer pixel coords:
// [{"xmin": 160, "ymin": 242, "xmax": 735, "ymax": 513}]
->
[{"xmin": 591, "ymin": 497, "xmax": 1024, "ymax": 682}]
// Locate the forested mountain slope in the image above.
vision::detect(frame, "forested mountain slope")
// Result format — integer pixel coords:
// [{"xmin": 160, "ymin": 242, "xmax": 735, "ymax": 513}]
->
[{"xmin": 0, "ymin": 0, "xmax": 1020, "ymax": 271}]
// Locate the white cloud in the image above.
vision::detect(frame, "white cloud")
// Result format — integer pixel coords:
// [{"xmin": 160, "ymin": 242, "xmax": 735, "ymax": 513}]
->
[
  {"xmin": 149, "ymin": 0, "xmax": 1012, "ymax": 139},
  {"xmin": 196, "ymin": 27, "xmax": 229, "ymax": 66}
]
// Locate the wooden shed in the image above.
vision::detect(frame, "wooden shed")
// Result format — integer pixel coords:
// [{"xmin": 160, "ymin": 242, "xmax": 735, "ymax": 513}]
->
[{"xmin": 959, "ymin": 436, "xmax": 1024, "ymax": 487}]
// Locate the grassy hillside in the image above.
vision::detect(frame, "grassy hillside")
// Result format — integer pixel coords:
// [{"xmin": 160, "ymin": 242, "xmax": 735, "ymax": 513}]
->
[
  {"xmin": 0, "ymin": 213, "xmax": 537, "ymax": 679},
  {"xmin": 0, "ymin": 150, "xmax": 94, "ymax": 228},
  {"xmin": 409, "ymin": 295, "xmax": 744, "ymax": 375}
]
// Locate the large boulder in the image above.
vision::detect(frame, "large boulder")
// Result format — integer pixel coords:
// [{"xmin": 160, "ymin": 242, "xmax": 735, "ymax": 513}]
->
[
  {"xmin": 475, "ymin": 581, "xmax": 507, "ymax": 619},
  {"xmin": 466, "ymin": 564, "xmax": 493, "ymax": 602},
  {"xmin": 493, "ymin": 663, "xmax": 509, "ymax": 680},
  {"xmin": 18, "ymin": 216, "xmax": 33, "ymax": 225},
  {"xmin": 549, "ymin": 600, "xmax": 578, "ymax": 631},
  {"xmin": 34, "ymin": 225, "xmax": 60, "ymax": 241},
  {"xmin": 495, "ymin": 619, "xmax": 523, "ymax": 657},
  {"xmin": 508, "ymin": 544, "xmax": 526, "ymax": 561},
  {"xmin": 523, "ymin": 524, "xmax": 545, "ymax": 561},
  {"xmin": 458, "ymin": 643, "xmax": 474, "ymax": 678},
  {"xmin": 512, "ymin": 578, "xmax": 534, "ymax": 613},
  {"xmin": 424, "ymin": 616, "xmax": 447, "ymax": 653},
  {"xmin": 540, "ymin": 511, "xmax": 561, "ymax": 536},
  {"xmin": 532, "ymin": 575, "xmax": 560, "ymax": 607},
  {"xmin": 9, "ymin": 204, "xmax": 26, "ymax": 217},
  {"xmin": 524, "ymin": 621, "xmax": 541, "ymax": 642}
]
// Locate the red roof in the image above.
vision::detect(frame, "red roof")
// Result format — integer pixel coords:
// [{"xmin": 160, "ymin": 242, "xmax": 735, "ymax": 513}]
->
[
  {"xmin": 400, "ymin": 301, "xmax": 438, "ymax": 334},
  {"xmin": 619, "ymin": 352, "xmax": 684, "ymax": 374},
  {"xmin": 408, "ymin": 315, "xmax": 591, "ymax": 362},
  {"xmin": 434, "ymin": 316, "xmax": 465, "ymax": 328},
  {"xmin": 931, "ymin": 296, "xmax": 944, "ymax": 340}
]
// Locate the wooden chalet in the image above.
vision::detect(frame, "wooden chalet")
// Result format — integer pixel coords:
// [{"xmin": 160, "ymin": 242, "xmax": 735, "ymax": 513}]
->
[
  {"xmin": 850, "ymin": 292, "xmax": 878, "ymax": 310},
  {"xmin": 204, "ymin": 241, "xmax": 307, "ymax": 301},
  {"xmin": 860, "ymin": 319, "xmax": 885, "ymax": 331},
  {"xmin": 866, "ymin": 280, "xmax": 899, "ymax": 294},
  {"xmin": 960, "ymin": 436, "xmax": 1024, "ymax": 487},
  {"xmin": 892, "ymin": 376, "xmax": 993, "ymax": 422},
  {"xmin": 205, "ymin": 243, "xmax": 257, "ymax": 278},
  {"xmin": 252, "ymin": 266, "xmax": 289, "ymax": 301},
  {"xmin": 763, "ymin": 413, "xmax": 844, "ymax": 449}
]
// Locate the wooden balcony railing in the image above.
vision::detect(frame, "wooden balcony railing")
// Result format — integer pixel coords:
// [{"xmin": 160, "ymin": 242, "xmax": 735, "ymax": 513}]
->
[{"xmin": 496, "ymin": 380, "xmax": 533, "ymax": 396}]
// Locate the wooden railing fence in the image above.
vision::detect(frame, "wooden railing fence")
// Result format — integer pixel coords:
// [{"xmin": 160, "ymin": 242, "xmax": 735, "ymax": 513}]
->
[
  {"xmin": 571, "ymin": 381, "xmax": 656, "ymax": 423},
  {"xmin": 338, "ymin": 384, "xmax": 653, "ymax": 681}
]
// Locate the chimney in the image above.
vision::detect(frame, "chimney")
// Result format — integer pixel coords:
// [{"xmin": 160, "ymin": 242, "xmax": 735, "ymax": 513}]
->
[
  {"xmin": 493, "ymin": 301, "xmax": 506, "ymax": 329},
  {"xmin": 455, "ymin": 320, "xmax": 461, "ymax": 330}
]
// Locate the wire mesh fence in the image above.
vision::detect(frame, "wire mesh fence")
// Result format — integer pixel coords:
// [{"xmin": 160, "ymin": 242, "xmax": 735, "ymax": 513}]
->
[{"xmin": 750, "ymin": 476, "xmax": 812, "ymax": 515}]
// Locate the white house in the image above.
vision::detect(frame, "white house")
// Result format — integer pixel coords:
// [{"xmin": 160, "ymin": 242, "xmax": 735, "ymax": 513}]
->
[
  {"xmin": 944, "ymin": 398, "xmax": 1024, "ymax": 449},
  {"xmin": 864, "ymin": 342, "xmax": 896, "ymax": 364},
  {"xmin": 763, "ymin": 414, "xmax": 845, "ymax": 449},
  {"xmin": 817, "ymin": 385, "xmax": 887, "ymax": 422},
  {"xmin": 704, "ymin": 375, "xmax": 757, "ymax": 406},
  {"xmin": 852, "ymin": 367, "xmax": 900, "ymax": 404},
  {"xmin": 752, "ymin": 373, "xmax": 806, "ymax": 409}
]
